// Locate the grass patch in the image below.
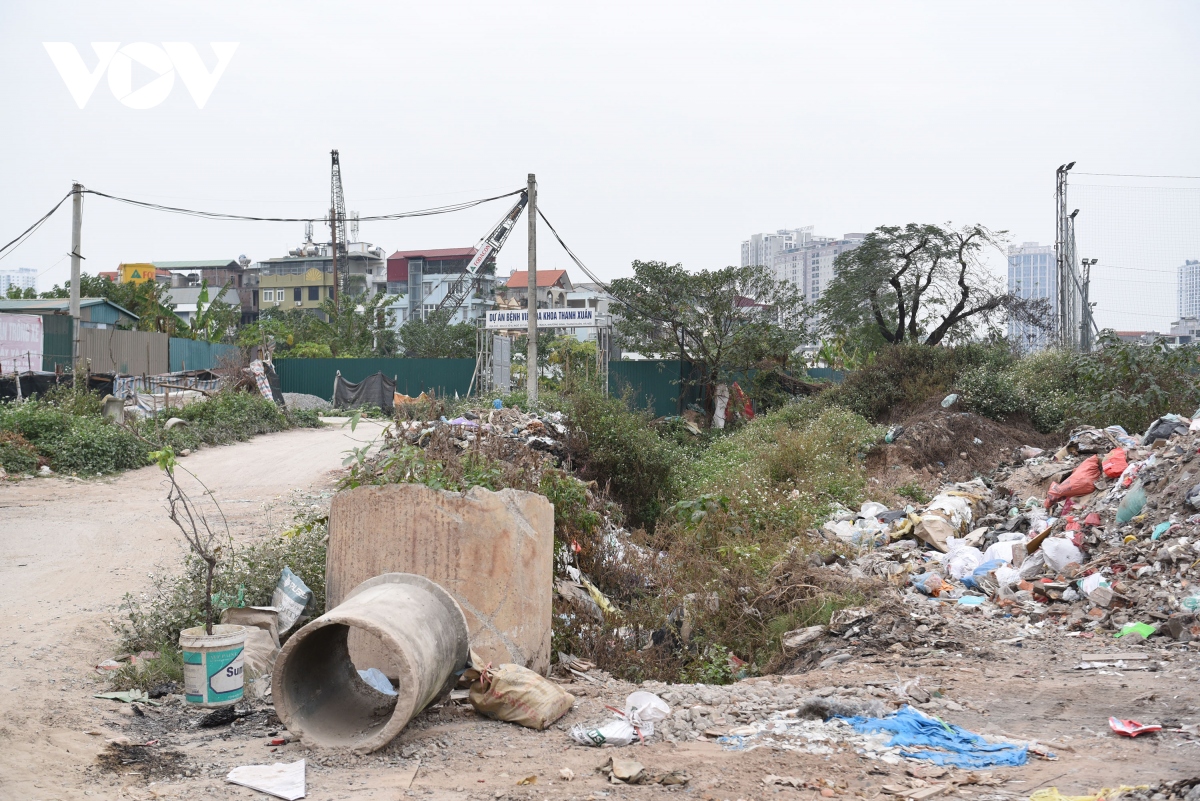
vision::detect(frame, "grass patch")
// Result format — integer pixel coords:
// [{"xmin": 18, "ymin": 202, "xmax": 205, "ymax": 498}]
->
[
  {"xmin": 894, "ymin": 482, "xmax": 931, "ymax": 504},
  {"xmin": 107, "ymin": 645, "xmax": 184, "ymax": 692}
]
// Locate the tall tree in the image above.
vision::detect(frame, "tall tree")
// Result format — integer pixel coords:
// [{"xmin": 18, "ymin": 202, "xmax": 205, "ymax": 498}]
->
[
  {"xmin": 816, "ymin": 223, "xmax": 1051, "ymax": 347},
  {"xmin": 608, "ymin": 261, "xmax": 807, "ymax": 409},
  {"xmin": 397, "ymin": 318, "xmax": 476, "ymax": 358}
]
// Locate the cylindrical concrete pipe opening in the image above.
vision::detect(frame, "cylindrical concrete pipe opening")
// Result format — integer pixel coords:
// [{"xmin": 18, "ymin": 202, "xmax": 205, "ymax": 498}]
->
[{"xmin": 272, "ymin": 573, "xmax": 470, "ymax": 752}]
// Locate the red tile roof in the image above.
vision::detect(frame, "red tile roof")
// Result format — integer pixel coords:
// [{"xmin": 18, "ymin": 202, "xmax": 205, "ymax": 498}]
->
[{"xmin": 505, "ymin": 269, "xmax": 568, "ymax": 288}]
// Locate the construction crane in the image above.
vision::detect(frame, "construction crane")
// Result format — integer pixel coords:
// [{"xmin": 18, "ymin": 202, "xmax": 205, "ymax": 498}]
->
[
  {"xmin": 430, "ymin": 191, "xmax": 528, "ymax": 323},
  {"xmin": 330, "ymin": 149, "xmax": 349, "ymax": 304}
]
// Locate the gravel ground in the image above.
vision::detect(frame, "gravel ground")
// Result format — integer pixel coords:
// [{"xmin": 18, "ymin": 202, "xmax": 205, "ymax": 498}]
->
[{"xmin": 284, "ymin": 392, "xmax": 333, "ymax": 411}]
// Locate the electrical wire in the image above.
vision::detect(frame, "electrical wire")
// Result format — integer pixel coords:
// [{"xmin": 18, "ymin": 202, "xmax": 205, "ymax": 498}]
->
[
  {"xmin": 80, "ymin": 187, "xmax": 525, "ymax": 223},
  {"xmin": 536, "ymin": 206, "xmax": 674, "ymax": 327},
  {"xmin": 0, "ymin": 191, "xmax": 73, "ymax": 263},
  {"xmin": 1075, "ymin": 172, "xmax": 1200, "ymax": 180}
]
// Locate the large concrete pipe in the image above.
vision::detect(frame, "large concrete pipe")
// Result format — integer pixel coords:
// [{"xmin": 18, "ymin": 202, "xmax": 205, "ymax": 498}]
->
[{"xmin": 272, "ymin": 573, "xmax": 470, "ymax": 752}]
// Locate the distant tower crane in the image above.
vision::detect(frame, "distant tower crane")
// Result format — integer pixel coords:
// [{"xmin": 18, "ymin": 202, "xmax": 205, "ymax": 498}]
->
[{"xmin": 330, "ymin": 149, "xmax": 349, "ymax": 303}]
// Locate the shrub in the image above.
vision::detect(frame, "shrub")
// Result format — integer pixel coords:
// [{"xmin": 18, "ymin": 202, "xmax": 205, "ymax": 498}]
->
[
  {"xmin": 818, "ymin": 343, "xmax": 1013, "ymax": 422},
  {"xmin": 0, "ymin": 431, "xmax": 39, "ymax": 474},
  {"xmin": 561, "ymin": 388, "xmax": 683, "ymax": 529}
]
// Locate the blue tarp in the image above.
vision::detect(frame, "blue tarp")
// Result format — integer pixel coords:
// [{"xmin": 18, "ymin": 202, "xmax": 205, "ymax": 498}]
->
[{"xmin": 841, "ymin": 706, "xmax": 1029, "ymax": 768}]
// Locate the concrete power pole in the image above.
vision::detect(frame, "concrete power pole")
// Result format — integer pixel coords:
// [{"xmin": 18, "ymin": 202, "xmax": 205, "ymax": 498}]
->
[
  {"xmin": 526, "ymin": 173, "xmax": 538, "ymax": 402},
  {"xmin": 69, "ymin": 182, "xmax": 82, "ymax": 384}
]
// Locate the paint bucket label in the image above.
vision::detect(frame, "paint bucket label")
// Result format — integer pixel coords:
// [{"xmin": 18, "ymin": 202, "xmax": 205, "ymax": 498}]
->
[
  {"xmin": 183, "ymin": 650, "xmax": 205, "ymax": 703},
  {"xmin": 207, "ymin": 646, "xmax": 245, "ymax": 703}
]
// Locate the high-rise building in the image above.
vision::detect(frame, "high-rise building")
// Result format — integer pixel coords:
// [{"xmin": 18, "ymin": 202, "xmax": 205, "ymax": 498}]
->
[
  {"xmin": 740, "ymin": 228, "xmax": 815, "ymax": 268},
  {"xmin": 1178, "ymin": 259, "xmax": 1200, "ymax": 321},
  {"xmin": 0, "ymin": 267, "xmax": 37, "ymax": 295},
  {"xmin": 1007, "ymin": 242, "xmax": 1057, "ymax": 351}
]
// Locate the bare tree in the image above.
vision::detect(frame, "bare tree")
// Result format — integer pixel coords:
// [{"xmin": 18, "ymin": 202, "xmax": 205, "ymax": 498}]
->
[
  {"xmin": 817, "ymin": 223, "xmax": 1053, "ymax": 346},
  {"xmin": 151, "ymin": 448, "xmax": 229, "ymax": 635}
]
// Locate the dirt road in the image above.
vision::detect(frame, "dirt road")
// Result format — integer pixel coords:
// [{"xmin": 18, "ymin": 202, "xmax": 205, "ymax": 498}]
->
[{"xmin": 0, "ymin": 420, "xmax": 386, "ymax": 800}]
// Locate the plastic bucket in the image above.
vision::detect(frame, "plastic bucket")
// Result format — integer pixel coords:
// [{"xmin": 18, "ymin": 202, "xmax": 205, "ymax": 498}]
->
[{"xmin": 180, "ymin": 624, "xmax": 247, "ymax": 707}]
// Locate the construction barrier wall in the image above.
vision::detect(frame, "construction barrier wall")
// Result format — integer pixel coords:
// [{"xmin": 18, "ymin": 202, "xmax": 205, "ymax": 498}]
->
[
  {"xmin": 169, "ymin": 338, "xmax": 240, "ymax": 372},
  {"xmin": 608, "ymin": 359, "xmax": 702, "ymax": 417},
  {"xmin": 40, "ymin": 314, "xmax": 74, "ymax": 372},
  {"xmin": 275, "ymin": 358, "xmax": 476, "ymax": 400},
  {"xmin": 79, "ymin": 327, "xmax": 169, "ymax": 376}
]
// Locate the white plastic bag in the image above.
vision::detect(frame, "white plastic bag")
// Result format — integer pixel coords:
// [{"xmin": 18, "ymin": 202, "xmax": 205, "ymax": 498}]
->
[
  {"xmin": 943, "ymin": 538, "xmax": 984, "ymax": 580},
  {"xmin": 569, "ymin": 691, "xmax": 670, "ymax": 746},
  {"xmin": 1041, "ymin": 537, "xmax": 1084, "ymax": 572}
]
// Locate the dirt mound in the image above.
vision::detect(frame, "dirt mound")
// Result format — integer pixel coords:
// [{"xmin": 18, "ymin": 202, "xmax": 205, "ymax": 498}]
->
[{"xmin": 866, "ymin": 397, "xmax": 1056, "ymax": 503}]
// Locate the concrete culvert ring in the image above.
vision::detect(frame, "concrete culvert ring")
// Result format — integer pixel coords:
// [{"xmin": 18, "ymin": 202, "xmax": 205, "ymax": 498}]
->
[{"xmin": 272, "ymin": 573, "xmax": 470, "ymax": 752}]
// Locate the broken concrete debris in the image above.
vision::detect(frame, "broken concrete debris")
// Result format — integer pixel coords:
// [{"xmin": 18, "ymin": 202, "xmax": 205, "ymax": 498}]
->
[{"xmin": 327, "ymin": 483, "xmax": 554, "ymax": 673}]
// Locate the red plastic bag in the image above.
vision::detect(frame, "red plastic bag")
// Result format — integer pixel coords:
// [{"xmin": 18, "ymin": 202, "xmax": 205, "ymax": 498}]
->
[
  {"xmin": 1046, "ymin": 456, "xmax": 1102, "ymax": 506},
  {"xmin": 1109, "ymin": 717, "xmax": 1161, "ymax": 737},
  {"xmin": 1102, "ymin": 448, "xmax": 1127, "ymax": 479}
]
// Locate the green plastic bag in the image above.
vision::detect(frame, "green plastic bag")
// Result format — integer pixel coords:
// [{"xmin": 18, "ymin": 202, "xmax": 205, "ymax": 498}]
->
[
  {"xmin": 1114, "ymin": 621, "xmax": 1156, "ymax": 639},
  {"xmin": 1115, "ymin": 481, "xmax": 1146, "ymax": 524}
]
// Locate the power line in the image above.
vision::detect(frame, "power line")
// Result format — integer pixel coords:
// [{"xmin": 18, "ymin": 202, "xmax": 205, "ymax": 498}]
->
[
  {"xmin": 537, "ymin": 205, "xmax": 673, "ymax": 327},
  {"xmin": 80, "ymin": 187, "xmax": 525, "ymax": 223},
  {"xmin": 0, "ymin": 191, "xmax": 73, "ymax": 263},
  {"xmin": 1075, "ymin": 172, "xmax": 1200, "ymax": 179}
]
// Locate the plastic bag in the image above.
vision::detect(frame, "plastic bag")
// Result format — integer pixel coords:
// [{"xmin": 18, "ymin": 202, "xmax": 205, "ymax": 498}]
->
[
  {"xmin": 1046, "ymin": 456, "xmax": 1102, "ymax": 505},
  {"xmin": 271, "ymin": 567, "xmax": 313, "ymax": 634},
  {"xmin": 468, "ymin": 663, "xmax": 576, "ymax": 730},
  {"xmin": 1041, "ymin": 537, "xmax": 1084, "ymax": 573},
  {"xmin": 911, "ymin": 572, "xmax": 948, "ymax": 596},
  {"xmin": 943, "ymin": 538, "xmax": 984, "ymax": 580},
  {"xmin": 1101, "ymin": 448, "xmax": 1127, "ymax": 479},
  {"xmin": 961, "ymin": 559, "xmax": 1009, "ymax": 590},
  {"xmin": 1116, "ymin": 481, "xmax": 1147, "ymax": 524},
  {"xmin": 570, "ymin": 691, "xmax": 670, "ymax": 746}
]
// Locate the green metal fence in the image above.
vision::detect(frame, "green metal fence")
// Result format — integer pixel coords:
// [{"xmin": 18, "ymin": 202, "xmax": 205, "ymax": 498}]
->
[
  {"xmin": 41, "ymin": 314, "xmax": 73, "ymax": 372},
  {"xmin": 607, "ymin": 360, "xmax": 702, "ymax": 417},
  {"xmin": 275, "ymin": 357, "xmax": 476, "ymax": 400},
  {"xmin": 169, "ymin": 338, "xmax": 240, "ymax": 372}
]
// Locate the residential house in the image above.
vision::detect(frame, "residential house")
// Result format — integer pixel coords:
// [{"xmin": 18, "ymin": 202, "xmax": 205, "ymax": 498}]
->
[{"xmin": 386, "ymin": 247, "xmax": 495, "ymax": 325}]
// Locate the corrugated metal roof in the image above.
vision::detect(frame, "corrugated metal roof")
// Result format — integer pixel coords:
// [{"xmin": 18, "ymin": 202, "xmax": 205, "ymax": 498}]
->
[{"xmin": 0, "ymin": 298, "xmax": 140, "ymax": 320}]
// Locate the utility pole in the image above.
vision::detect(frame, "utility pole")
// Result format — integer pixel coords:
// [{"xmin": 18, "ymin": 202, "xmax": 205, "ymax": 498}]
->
[
  {"xmin": 1080, "ymin": 258, "xmax": 1097, "ymax": 352},
  {"xmin": 526, "ymin": 173, "xmax": 538, "ymax": 402},
  {"xmin": 69, "ymin": 182, "xmax": 82, "ymax": 385}
]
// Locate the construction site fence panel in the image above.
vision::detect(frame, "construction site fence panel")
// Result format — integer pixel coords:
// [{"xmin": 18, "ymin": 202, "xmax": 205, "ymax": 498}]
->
[
  {"xmin": 40, "ymin": 314, "xmax": 73, "ymax": 372},
  {"xmin": 607, "ymin": 360, "xmax": 702, "ymax": 418},
  {"xmin": 275, "ymin": 358, "xmax": 476, "ymax": 401},
  {"xmin": 79, "ymin": 327, "xmax": 169, "ymax": 376},
  {"xmin": 169, "ymin": 338, "xmax": 240, "ymax": 372}
]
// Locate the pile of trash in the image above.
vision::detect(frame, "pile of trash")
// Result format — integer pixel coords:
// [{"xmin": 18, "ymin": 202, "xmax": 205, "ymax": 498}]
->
[
  {"xmin": 817, "ymin": 414, "xmax": 1200, "ymax": 645},
  {"xmin": 391, "ymin": 404, "xmax": 570, "ymax": 458}
]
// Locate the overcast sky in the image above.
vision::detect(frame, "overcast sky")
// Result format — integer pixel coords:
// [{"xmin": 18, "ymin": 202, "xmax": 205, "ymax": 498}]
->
[{"xmin": 1, "ymin": 1, "xmax": 1197, "ymax": 332}]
